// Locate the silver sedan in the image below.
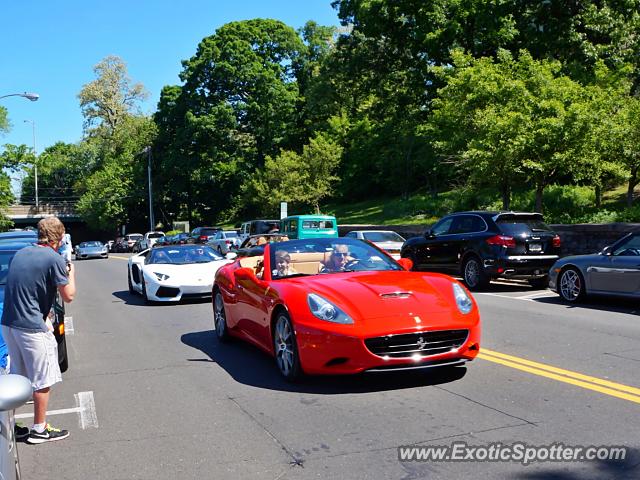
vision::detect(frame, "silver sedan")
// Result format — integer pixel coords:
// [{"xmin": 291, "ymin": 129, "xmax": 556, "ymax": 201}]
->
[{"xmin": 549, "ymin": 232, "xmax": 640, "ymax": 302}]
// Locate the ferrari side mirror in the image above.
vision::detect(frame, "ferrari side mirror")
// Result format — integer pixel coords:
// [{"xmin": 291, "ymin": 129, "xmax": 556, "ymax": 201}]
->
[{"xmin": 397, "ymin": 257, "xmax": 413, "ymax": 271}]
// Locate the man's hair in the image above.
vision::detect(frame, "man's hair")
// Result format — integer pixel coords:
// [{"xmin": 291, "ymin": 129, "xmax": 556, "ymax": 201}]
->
[{"xmin": 37, "ymin": 216, "xmax": 65, "ymax": 245}]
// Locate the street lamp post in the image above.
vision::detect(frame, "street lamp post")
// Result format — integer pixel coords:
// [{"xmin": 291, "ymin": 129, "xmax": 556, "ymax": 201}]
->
[
  {"xmin": 0, "ymin": 92, "xmax": 40, "ymax": 102},
  {"xmin": 144, "ymin": 146, "xmax": 155, "ymax": 231},
  {"xmin": 24, "ymin": 120, "xmax": 38, "ymax": 209}
]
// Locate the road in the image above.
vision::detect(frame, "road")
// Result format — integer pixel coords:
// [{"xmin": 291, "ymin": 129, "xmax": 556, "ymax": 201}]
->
[{"xmin": 16, "ymin": 256, "xmax": 640, "ymax": 479}]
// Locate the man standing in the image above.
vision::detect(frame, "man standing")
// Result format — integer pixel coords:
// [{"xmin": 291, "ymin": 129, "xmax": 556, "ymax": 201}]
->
[{"xmin": 1, "ymin": 217, "xmax": 76, "ymax": 443}]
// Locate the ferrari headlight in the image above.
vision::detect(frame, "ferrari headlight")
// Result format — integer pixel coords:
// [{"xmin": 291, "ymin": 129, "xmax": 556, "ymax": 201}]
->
[
  {"xmin": 453, "ymin": 282, "xmax": 473, "ymax": 314},
  {"xmin": 307, "ymin": 293, "xmax": 353, "ymax": 324},
  {"xmin": 154, "ymin": 272, "xmax": 170, "ymax": 281}
]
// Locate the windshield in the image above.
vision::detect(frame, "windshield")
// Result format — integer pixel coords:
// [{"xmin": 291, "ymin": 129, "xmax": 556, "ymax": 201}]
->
[
  {"xmin": 241, "ymin": 234, "xmax": 290, "ymax": 249},
  {"xmin": 148, "ymin": 233, "xmax": 164, "ymax": 239},
  {"xmin": 224, "ymin": 231, "xmax": 238, "ymax": 238},
  {"xmin": 269, "ymin": 238, "xmax": 402, "ymax": 279},
  {"xmin": 147, "ymin": 245, "xmax": 223, "ymax": 265},
  {"xmin": 0, "ymin": 251, "xmax": 17, "ymax": 285},
  {"xmin": 127, "ymin": 234, "xmax": 143, "ymax": 240},
  {"xmin": 80, "ymin": 241, "xmax": 103, "ymax": 248},
  {"xmin": 496, "ymin": 215, "xmax": 551, "ymax": 235},
  {"xmin": 362, "ymin": 231, "xmax": 405, "ymax": 243},
  {"xmin": 302, "ymin": 220, "xmax": 334, "ymax": 229}
]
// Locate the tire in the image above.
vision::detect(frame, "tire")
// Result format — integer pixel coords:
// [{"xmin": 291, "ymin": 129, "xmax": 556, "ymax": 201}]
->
[
  {"xmin": 462, "ymin": 256, "xmax": 489, "ymax": 291},
  {"xmin": 58, "ymin": 334, "xmax": 69, "ymax": 373},
  {"xmin": 273, "ymin": 312, "xmax": 302, "ymax": 382},
  {"xmin": 141, "ymin": 275, "xmax": 151, "ymax": 304},
  {"xmin": 128, "ymin": 269, "xmax": 135, "ymax": 294},
  {"xmin": 213, "ymin": 290, "xmax": 230, "ymax": 342},
  {"xmin": 528, "ymin": 275, "xmax": 549, "ymax": 289},
  {"xmin": 217, "ymin": 246, "xmax": 223, "ymax": 254},
  {"xmin": 558, "ymin": 267, "xmax": 585, "ymax": 303}
]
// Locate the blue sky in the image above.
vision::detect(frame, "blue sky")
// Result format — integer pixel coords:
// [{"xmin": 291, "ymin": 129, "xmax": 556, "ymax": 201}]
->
[{"xmin": 1, "ymin": 0, "xmax": 341, "ymax": 154}]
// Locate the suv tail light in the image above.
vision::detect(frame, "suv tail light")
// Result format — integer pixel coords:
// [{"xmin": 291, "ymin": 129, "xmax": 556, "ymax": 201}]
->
[
  {"xmin": 552, "ymin": 235, "xmax": 561, "ymax": 248},
  {"xmin": 486, "ymin": 235, "xmax": 516, "ymax": 248},
  {"xmin": 199, "ymin": 235, "xmax": 208, "ymax": 242},
  {"xmin": 225, "ymin": 240, "xmax": 232, "ymax": 244}
]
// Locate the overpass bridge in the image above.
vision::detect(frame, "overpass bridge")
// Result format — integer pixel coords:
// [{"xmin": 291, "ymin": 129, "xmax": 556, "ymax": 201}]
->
[{"xmin": 4, "ymin": 202, "xmax": 81, "ymax": 225}]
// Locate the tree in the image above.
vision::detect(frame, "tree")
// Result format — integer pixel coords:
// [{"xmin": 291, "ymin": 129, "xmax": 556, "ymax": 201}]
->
[
  {"xmin": 78, "ymin": 55, "xmax": 148, "ymax": 134},
  {"xmin": 430, "ymin": 50, "xmax": 594, "ymax": 211},
  {"xmin": 0, "ymin": 106, "xmax": 9, "ymax": 135},
  {"xmin": 247, "ymin": 134, "xmax": 343, "ymax": 215}
]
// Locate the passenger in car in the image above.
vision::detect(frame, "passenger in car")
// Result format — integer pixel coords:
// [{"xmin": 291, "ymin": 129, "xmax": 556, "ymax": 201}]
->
[{"xmin": 274, "ymin": 250, "xmax": 297, "ymax": 277}]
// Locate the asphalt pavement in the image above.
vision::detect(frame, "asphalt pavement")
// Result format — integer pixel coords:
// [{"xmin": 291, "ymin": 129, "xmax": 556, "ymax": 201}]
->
[{"xmin": 15, "ymin": 256, "xmax": 640, "ymax": 479}]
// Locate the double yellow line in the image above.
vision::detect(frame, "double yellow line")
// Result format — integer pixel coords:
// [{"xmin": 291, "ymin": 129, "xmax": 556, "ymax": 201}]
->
[{"xmin": 479, "ymin": 348, "xmax": 640, "ymax": 405}]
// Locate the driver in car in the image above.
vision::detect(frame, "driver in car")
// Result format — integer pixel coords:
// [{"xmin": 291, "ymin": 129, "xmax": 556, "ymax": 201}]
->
[{"xmin": 320, "ymin": 244, "xmax": 355, "ymax": 273}]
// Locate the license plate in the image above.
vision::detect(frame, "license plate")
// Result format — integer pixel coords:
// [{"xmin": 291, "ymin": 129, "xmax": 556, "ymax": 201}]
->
[{"xmin": 528, "ymin": 243, "xmax": 542, "ymax": 253}]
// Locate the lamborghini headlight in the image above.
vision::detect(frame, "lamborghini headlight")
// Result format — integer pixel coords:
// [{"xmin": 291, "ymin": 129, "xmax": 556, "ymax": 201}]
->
[
  {"xmin": 307, "ymin": 293, "xmax": 353, "ymax": 324},
  {"xmin": 453, "ymin": 282, "xmax": 473, "ymax": 314},
  {"xmin": 154, "ymin": 272, "xmax": 170, "ymax": 281}
]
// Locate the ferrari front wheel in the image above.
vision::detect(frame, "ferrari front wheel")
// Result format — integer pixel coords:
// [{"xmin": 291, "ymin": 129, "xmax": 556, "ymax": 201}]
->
[
  {"xmin": 273, "ymin": 312, "xmax": 302, "ymax": 382},
  {"xmin": 213, "ymin": 290, "xmax": 230, "ymax": 342}
]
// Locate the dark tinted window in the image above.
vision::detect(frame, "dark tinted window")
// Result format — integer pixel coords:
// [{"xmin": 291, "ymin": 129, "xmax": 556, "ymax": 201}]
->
[
  {"xmin": 450, "ymin": 215, "xmax": 486, "ymax": 234},
  {"xmin": 200, "ymin": 228, "xmax": 220, "ymax": 236},
  {"xmin": 251, "ymin": 220, "xmax": 279, "ymax": 235},
  {"xmin": 362, "ymin": 231, "xmax": 405, "ymax": 242},
  {"xmin": 431, "ymin": 218, "xmax": 453, "ymax": 236},
  {"xmin": 496, "ymin": 215, "xmax": 550, "ymax": 235}
]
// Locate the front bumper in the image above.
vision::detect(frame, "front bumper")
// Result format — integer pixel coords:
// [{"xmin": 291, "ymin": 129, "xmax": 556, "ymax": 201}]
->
[
  {"xmin": 483, "ymin": 255, "xmax": 558, "ymax": 279},
  {"xmin": 77, "ymin": 251, "xmax": 108, "ymax": 259},
  {"xmin": 148, "ymin": 281, "xmax": 213, "ymax": 302},
  {"xmin": 295, "ymin": 323, "xmax": 481, "ymax": 375}
]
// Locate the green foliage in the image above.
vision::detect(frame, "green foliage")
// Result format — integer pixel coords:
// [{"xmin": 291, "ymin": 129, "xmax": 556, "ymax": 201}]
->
[
  {"xmin": 247, "ymin": 134, "xmax": 343, "ymax": 215},
  {"xmin": 0, "ymin": 106, "xmax": 9, "ymax": 135},
  {"xmin": 78, "ymin": 55, "xmax": 148, "ymax": 134}
]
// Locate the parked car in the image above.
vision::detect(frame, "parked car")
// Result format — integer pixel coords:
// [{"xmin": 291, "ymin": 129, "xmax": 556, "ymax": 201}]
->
[
  {"xmin": 137, "ymin": 231, "xmax": 165, "ymax": 251},
  {"xmin": 111, "ymin": 237, "xmax": 129, "ymax": 253},
  {"xmin": 124, "ymin": 233, "xmax": 144, "ymax": 251},
  {"xmin": 401, "ymin": 211, "xmax": 561, "ymax": 290},
  {"xmin": 127, "ymin": 244, "xmax": 235, "ymax": 303},
  {"xmin": 75, "ymin": 241, "xmax": 109, "ymax": 260},
  {"xmin": 187, "ymin": 227, "xmax": 222, "ymax": 244},
  {"xmin": 213, "ymin": 237, "xmax": 480, "ymax": 381},
  {"xmin": 207, "ymin": 230, "xmax": 241, "ymax": 254},
  {"xmin": 238, "ymin": 219, "xmax": 280, "ymax": 241},
  {"xmin": 0, "ymin": 374, "xmax": 32, "ymax": 480},
  {"xmin": 0, "ymin": 243, "xmax": 69, "ymax": 371},
  {"xmin": 549, "ymin": 231, "xmax": 640, "ymax": 302},
  {"xmin": 344, "ymin": 230, "xmax": 405, "ymax": 259},
  {"xmin": 280, "ymin": 214, "xmax": 338, "ymax": 240}
]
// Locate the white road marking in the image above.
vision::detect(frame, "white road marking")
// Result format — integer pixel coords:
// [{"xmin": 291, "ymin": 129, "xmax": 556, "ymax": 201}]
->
[
  {"xmin": 64, "ymin": 316, "xmax": 74, "ymax": 335},
  {"xmin": 475, "ymin": 291, "xmax": 555, "ymax": 302},
  {"xmin": 76, "ymin": 391, "xmax": 99, "ymax": 429},
  {"xmin": 15, "ymin": 391, "xmax": 99, "ymax": 430},
  {"xmin": 15, "ymin": 407, "xmax": 82, "ymax": 419}
]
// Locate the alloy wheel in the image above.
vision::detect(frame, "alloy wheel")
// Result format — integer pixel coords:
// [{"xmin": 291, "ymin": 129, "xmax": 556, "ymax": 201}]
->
[
  {"xmin": 274, "ymin": 314, "xmax": 301, "ymax": 380},
  {"xmin": 464, "ymin": 259, "xmax": 480, "ymax": 288},
  {"xmin": 213, "ymin": 291, "xmax": 228, "ymax": 341},
  {"xmin": 560, "ymin": 269, "xmax": 582, "ymax": 302}
]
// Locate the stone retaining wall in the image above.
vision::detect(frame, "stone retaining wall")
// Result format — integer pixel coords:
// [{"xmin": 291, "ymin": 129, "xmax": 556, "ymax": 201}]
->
[{"xmin": 339, "ymin": 223, "xmax": 640, "ymax": 256}]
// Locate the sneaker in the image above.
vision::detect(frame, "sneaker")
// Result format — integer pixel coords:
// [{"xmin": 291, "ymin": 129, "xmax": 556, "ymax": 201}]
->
[
  {"xmin": 14, "ymin": 423, "xmax": 29, "ymax": 441},
  {"xmin": 26, "ymin": 424, "xmax": 70, "ymax": 444}
]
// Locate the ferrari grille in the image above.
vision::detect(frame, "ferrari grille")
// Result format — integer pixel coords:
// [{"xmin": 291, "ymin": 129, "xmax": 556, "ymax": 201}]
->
[{"xmin": 364, "ymin": 329, "xmax": 468, "ymax": 358}]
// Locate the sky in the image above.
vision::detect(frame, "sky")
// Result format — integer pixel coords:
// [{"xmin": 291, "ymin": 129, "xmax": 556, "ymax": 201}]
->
[{"xmin": 1, "ymin": 0, "xmax": 341, "ymax": 155}]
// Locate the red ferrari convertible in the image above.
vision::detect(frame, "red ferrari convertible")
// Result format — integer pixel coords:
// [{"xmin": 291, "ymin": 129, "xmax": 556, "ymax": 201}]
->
[{"xmin": 212, "ymin": 237, "xmax": 480, "ymax": 380}]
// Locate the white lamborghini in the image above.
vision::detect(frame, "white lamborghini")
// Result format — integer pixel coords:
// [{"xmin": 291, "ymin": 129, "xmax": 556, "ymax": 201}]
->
[{"xmin": 127, "ymin": 244, "xmax": 235, "ymax": 303}]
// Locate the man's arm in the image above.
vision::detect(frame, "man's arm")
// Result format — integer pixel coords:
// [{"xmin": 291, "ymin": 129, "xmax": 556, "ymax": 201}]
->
[{"xmin": 58, "ymin": 263, "xmax": 76, "ymax": 303}]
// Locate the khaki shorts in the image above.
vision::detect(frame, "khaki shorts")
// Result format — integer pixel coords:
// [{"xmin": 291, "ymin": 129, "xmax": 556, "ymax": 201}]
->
[{"xmin": 1, "ymin": 325, "xmax": 62, "ymax": 391}]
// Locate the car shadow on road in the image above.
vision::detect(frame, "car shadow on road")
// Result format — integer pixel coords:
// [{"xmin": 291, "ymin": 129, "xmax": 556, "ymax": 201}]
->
[
  {"xmin": 111, "ymin": 290, "xmax": 211, "ymax": 307},
  {"xmin": 531, "ymin": 295, "xmax": 640, "ymax": 316},
  {"xmin": 181, "ymin": 329, "xmax": 468, "ymax": 394},
  {"xmin": 513, "ymin": 446, "xmax": 640, "ymax": 480}
]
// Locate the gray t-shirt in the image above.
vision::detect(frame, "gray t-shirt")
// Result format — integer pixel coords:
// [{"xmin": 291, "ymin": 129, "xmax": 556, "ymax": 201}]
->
[{"xmin": 1, "ymin": 246, "xmax": 69, "ymax": 333}]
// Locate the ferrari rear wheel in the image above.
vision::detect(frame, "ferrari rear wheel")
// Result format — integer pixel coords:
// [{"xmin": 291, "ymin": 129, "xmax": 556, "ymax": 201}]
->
[
  {"xmin": 213, "ymin": 290, "xmax": 230, "ymax": 342},
  {"xmin": 274, "ymin": 313, "xmax": 302, "ymax": 382}
]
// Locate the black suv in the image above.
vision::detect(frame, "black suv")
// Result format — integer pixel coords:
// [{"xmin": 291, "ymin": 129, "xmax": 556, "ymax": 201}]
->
[
  {"xmin": 187, "ymin": 226, "xmax": 222, "ymax": 244},
  {"xmin": 401, "ymin": 211, "xmax": 561, "ymax": 290}
]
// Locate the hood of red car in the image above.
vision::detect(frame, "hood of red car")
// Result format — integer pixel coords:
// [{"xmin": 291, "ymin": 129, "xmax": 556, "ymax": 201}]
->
[{"xmin": 285, "ymin": 271, "xmax": 473, "ymax": 334}]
